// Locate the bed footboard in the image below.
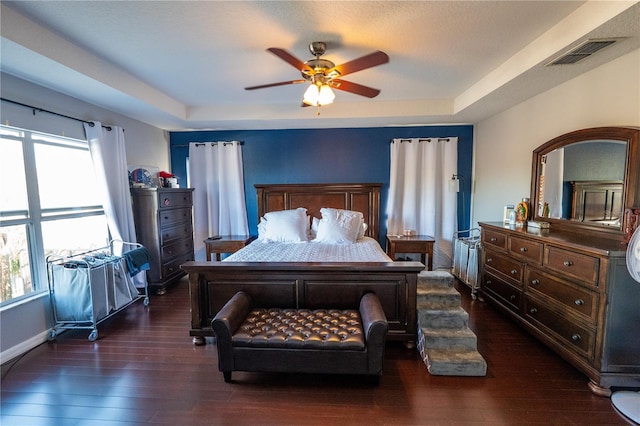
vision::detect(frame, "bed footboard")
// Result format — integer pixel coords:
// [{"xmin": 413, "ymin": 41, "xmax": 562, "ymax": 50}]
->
[{"xmin": 181, "ymin": 261, "xmax": 423, "ymax": 347}]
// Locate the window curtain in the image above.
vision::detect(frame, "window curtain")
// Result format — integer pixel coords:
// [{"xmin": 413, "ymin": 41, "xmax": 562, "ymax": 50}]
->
[
  {"xmin": 83, "ymin": 121, "xmax": 145, "ymax": 287},
  {"xmin": 386, "ymin": 137, "xmax": 458, "ymax": 269},
  {"xmin": 188, "ymin": 142, "xmax": 249, "ymax": 260}
]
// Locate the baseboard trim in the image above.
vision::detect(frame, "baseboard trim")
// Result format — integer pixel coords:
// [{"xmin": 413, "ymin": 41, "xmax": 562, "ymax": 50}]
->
[{"xmin": 1, "ymin": 330, "xmax": 51, "ymax": 365}]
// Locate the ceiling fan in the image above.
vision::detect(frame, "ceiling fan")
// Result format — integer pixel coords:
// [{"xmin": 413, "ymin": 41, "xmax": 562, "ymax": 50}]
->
[{"xmin": 245, "ymin": 42, "xmax": 389, "ymax": 108}]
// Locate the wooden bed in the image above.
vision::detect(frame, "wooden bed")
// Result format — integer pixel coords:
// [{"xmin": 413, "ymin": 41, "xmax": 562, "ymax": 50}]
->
[{"xmin": 181, "ymin": 183, "xmax": 424, "ymax": 346}]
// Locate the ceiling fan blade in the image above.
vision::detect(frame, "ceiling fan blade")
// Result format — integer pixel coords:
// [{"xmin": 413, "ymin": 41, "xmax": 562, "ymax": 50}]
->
[
  {"xmin": 267, "ymin": 48, "xmax": 313, "ymax": 72},
  {"xmin": 245, "ymin": 80, "xmax": 306, "ymax": 90},
  {"xmin": 327, "ymin": 51, "xmax": 389, "ymax": 77},
  {"xmin": 330, "ymin": 79, "xmax": 381, "ymax": 98}
]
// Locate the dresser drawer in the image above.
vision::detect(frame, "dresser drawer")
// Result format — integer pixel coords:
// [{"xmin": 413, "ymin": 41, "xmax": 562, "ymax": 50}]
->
[
  {"xmin": 483, "ymin": 228, "xmax": 507, "ymax": 250},
  {"xmin": 524, "ymin": 295, "xmax": 595, "ymax": 360},
  {"xmin": 162, "ymin": 238, "xmax": 194, "ymax": 261},
  {"xmin": 484, "ymin": 250, "xmax": 523, "ymax": 287},
  {"xmin": 160, "ymin": 223, "xmax": 193, "ymax": 245},
  {"xmin": 162, "ymin": 252, "xmax": 193, "ymax": 279},
  {"xmin": 159, "ymin": 207, "xmax": 192, "ymax": 227},
  {"xmin": 509, "ymin": 235, "xmax": 543, "ymax": 265},
  {"xmin": 158, "ymin": 191, "xmax": 192, "ymax": 209},
  {"xmin": 526, "ymin": 267, "xmax": 599, "ymax": 323},
  {"xmin": 544, "ymin": 246, "xmax": 599, "ymax": 287},
  {"xmin": 483, "ymin": 272, "xmax": 522, "ymax": 312}
]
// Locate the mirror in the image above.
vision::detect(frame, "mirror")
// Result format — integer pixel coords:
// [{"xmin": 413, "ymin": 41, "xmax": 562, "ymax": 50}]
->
[
  {"xmin": 538, "ymin": 140, "xmax": 626, "ymax": 226},
  {"xmin": 531, "ymin": 127, "xmax": 640, "ymax": 239}
]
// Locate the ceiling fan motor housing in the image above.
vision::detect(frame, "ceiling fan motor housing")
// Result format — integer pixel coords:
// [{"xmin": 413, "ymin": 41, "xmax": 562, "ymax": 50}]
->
[
  {"xmin": 309, "ymin": 41, "xmax": 327, "ymax": 56},
  {"xmin": 302, "ymin": 42, "xmax": 340, "ymax": 84},
  {"xmin": 301, "ymin": 58, "xmax": 339, "ymax": 83}
]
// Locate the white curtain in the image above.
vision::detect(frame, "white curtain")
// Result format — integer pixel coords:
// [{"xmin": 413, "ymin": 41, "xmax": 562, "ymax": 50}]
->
[
  {"xmin": 386, "ymin": 137, "xmax": 458, "ymax": 269},
  {"xmin": 83, "ymin": 121, "xmax": 145, "ymax": 287},
  {"xmin": 188, "ymin": 142, "xmax": 249, "ymax": 260}
]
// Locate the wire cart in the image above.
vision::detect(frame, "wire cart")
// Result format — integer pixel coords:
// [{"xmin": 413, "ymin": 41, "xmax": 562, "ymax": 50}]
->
[
  {"xmin": 452, "ymin": 228, "xmax": 481, "ymax": 299},
  {"xmin": 47, "ymin": 240, "xmax": 149, "ymax": 341}
]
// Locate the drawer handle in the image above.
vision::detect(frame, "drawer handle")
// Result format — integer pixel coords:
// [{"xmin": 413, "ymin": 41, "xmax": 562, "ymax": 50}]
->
[
  {"xmin": 509, "ymin": 295, "xmax": 516, "ymax": 301},
  {"xmin": 520, "ymin": 247, "xmax": 527, "ymax": 252},
  {"xmin": 571, "ymin": 333, "xmax": 581, "ymax": 342},
  {"xmin": 486, "ymin": 280, "xmax": 492, "ymax": 285},
  {"xmin": 574, "ymin": 299, "xmax": 584, "ymax": 306},
  {"xmin": 490, "ymin": 237, "xmax": 497, "ymax": 242},
  {"xmin": 531, "ymin": 279, "xmax": 540, "ymax": 286},
  {"xmin": 487, "ymin": 258, "xmax": 493, "ymax": 263},
  {"xmin": 563, "ymin": 260, "xmax": 573, "ymax": 267},
  {"xmin": 167, "ymin": 250, "xmax": 173, "ymax": 255},
  {"xmin": 529, "ymin": 307, "xmax": 538, "ymax": 314},
  {"xmin": 511, "ymin": 269, "xmax": 518, "ymax": 275}
]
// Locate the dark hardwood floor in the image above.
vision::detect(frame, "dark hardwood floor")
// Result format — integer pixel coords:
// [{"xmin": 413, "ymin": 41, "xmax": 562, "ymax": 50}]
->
[{"xmin": 1, "ymin": 277, "xmax": 630, "ymax": 425}]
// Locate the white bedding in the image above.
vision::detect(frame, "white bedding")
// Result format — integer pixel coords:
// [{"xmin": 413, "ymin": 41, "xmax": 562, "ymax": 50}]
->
[{"xmin": 223, "ymin": 237, "xmax": 392, "ymax": 262}]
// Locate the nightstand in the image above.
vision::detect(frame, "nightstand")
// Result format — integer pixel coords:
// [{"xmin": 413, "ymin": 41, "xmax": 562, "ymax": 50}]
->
[
  {"xmin": 386, "ymin": 234, "xmax": 435, "ymax": 270},
  {"xmin": 204, "ymin": 235, "xmax": 254, "ymax": 261}
]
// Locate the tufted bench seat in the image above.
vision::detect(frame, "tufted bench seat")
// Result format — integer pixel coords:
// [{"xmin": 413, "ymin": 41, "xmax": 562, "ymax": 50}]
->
[{"xmin": 211, "ymin": 291, "xmax": 388, "ymax": 383}]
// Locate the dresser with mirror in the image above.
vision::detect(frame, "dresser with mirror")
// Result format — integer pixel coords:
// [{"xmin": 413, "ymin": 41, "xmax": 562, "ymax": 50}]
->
[{"xmin": 479, "ymin": 127, "xmax": 640, "ymax": 396}]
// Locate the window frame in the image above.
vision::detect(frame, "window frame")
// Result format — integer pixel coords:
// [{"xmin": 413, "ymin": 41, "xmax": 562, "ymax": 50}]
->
[{"xmin": 0, "ymin": 125, "xmax": 107, "ymax": 307}]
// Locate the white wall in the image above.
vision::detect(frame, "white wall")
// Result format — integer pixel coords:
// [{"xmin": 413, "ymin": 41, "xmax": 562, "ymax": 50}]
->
[
  {"xmin": 472, "ymin": 48, "xmax": 640, "ymax": 226},
  {"xmin": 0, "ymin": 73, "xmax": 170, "ymax": 359},
  {"xmin": 0, "ymin": 72, "xmax": 170, "ymax": 170}
]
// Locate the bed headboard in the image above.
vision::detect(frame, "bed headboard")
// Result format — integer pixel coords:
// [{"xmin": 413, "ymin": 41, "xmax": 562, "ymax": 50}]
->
[{"xmin": 255, "ymin": 183, "xmax": 381, "ymax": 239}]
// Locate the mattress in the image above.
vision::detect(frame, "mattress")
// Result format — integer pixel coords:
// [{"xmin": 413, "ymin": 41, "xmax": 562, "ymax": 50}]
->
[{"xmin": 223, "ymin": 237, "xmax": 392, "ymax": 262}]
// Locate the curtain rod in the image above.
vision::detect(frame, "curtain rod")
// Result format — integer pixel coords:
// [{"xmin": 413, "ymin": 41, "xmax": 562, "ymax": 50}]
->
[
  {"xmin": 1, "ymin": 97, "xmax": 112, "ymax": 131},
  {"xmin": 172, "ymin": 141, "xmax": 244, "ymax": 148},
  {"xmin": 393, "ymin": 137, "xmax": 451, "ymax": 143}
]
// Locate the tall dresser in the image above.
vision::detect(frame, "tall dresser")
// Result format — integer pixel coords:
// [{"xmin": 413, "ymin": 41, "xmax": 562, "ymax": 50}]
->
[
  {"xmin": 131, "ymin": 187, "xmax": 195, "ymax": 293},
  {"xmin": 479, "ymin": 221, "xmax": 640, "ymax": 395}
]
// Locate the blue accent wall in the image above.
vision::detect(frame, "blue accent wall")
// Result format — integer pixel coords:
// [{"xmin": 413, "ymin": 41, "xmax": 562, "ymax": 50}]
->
[{"xmin": 170, "ymin": 125, "xmax": 473, "ymax": 244}]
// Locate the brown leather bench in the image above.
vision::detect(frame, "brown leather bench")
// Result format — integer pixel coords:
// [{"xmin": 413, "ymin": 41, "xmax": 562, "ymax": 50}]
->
[{"xmin": 211, "ymin": 291, "xmax": 388, "ymax": 384}]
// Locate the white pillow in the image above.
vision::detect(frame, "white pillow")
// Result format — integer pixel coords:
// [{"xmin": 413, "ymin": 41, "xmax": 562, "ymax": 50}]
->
[
  {"xmin": 310, "ymin": 216, "xmax": 320, "ymax": 239},
  {"xmin": 315, "ymin": 208, "xmax": 364, "ymax": 244},
  {"xmin": 357, "ymin": 222, "xmax": 369, "ymax": 240},
  {"xmin": 257, "ymin": 208, "xmax": 309, "ymax": 243}
]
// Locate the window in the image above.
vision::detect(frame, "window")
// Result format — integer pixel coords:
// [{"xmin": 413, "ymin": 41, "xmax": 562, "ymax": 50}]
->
[{"xmin": 0, "ymin": 125, "xmax": 109, "ymax": 305}]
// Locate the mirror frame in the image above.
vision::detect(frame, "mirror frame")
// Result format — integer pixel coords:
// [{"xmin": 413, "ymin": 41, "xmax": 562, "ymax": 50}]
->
[{"xmin": 530, "ymin": 126, "xmax": 640, "ymax": 240}]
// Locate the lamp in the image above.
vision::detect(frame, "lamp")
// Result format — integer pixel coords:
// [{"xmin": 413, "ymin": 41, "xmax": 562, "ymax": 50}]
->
[
  {"xmin": 449, "ymin": 174, "xmax": 461, "ymax": 193},
  {"xmin": 303, "ymin": 83, "xmax": 335, "ymax": 106},
  {"xmin": 450, "ymin": 174, "xmax": 466, "ymax": 230}
]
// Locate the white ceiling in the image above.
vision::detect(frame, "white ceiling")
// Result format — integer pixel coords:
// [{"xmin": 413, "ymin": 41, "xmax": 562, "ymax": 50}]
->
[{"xmin": 1, "ymin": 1, "xmax": 639, "ymax": 131}]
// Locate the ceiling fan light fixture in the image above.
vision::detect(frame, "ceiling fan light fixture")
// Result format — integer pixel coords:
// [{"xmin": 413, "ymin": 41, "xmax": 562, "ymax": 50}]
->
[{"xmin": 303, "ymin": 83, "xmax": 335, "ymax": 106}]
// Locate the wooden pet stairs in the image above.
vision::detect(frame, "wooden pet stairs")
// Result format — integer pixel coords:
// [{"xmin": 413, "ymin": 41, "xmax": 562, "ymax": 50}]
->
[{"xmin": 416, "ymin": 270, "xmax": 487, "ymax": 376}]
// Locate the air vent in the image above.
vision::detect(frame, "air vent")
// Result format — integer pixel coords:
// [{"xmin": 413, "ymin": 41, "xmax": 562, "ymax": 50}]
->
[{"xmin": 546, "ymin": 38, "xmax": 620, "ymax": 66}]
